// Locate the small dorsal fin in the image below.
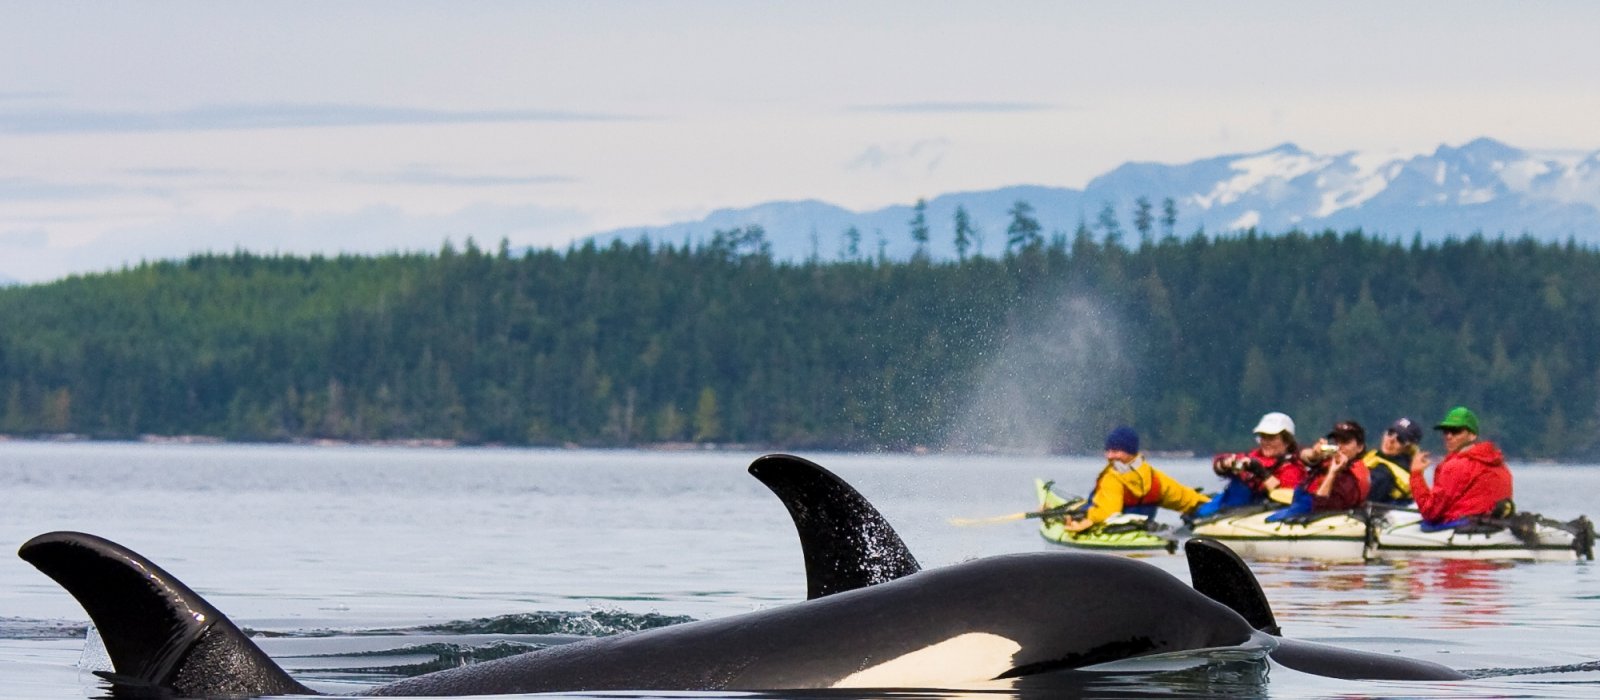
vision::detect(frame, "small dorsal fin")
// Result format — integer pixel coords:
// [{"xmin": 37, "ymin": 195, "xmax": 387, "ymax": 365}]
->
[
  {"xmin": 18, "ymin": 531, "xmax": 313, "ymax": 696},
  {"xmin": 748, "ymin": 454, "xmax": 920, "ymax": 599},
  {"xmin": 1184, "ymin": 537, "xmax": 1281, "ymax": 635}
]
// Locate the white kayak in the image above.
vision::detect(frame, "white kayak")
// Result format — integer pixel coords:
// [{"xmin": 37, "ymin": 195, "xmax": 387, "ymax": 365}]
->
[{"xmin": 1188, "ymin": 504, "xmax": 1595, "ymax": 562}]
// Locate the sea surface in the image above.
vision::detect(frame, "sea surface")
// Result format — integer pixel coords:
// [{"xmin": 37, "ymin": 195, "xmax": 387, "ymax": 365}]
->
[{"xmin": 2, "ymin": 441, "xmax": 1598, "ymax": 699}]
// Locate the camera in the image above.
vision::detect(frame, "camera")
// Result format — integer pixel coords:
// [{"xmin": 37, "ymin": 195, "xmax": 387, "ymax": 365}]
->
[{"xmin": 1316, "ymin": 442, "xmax": 1339, "ymax": 456}]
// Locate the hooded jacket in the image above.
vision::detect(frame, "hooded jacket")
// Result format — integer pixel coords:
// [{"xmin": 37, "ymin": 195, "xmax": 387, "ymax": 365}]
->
[
  {"xmin": 1409, "ymin": 440, "xmax": 1512, "ymax": 524},
  {"xmin": 1082, "ymin": 457, "xmax": 1210, "ymax": 524}
]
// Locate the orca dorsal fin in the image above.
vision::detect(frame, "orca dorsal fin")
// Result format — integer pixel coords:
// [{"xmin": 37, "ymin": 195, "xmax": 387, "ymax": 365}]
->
[
  {"xmin": 18, "ymin": 531, "xmax": 313, "ymax": 697},
  {"xmin": 748, "ymin": 454, "xmax": 920, "ymax": 599},
  {"xmin": 1184, "ymin": 537, "xmax": 1282, "ymax": 635}
]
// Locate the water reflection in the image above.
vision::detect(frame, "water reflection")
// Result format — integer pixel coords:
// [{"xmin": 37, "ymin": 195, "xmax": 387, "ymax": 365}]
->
[
  {"xmin": 1253, "ymin": 558, "xmax": 1510, "ymax": 628},
  {"xmin": 1389, "ymin": 559, "xmax": 1511, "ymax": 627}
]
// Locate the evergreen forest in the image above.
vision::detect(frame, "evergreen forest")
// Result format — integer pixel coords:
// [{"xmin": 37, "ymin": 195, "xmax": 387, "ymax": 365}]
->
[{"xmin": 3, "ymin": 220, "xmax": 1599, "ymax": 459}]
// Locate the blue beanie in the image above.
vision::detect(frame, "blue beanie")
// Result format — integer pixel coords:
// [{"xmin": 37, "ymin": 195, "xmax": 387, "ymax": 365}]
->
[{"xmin": 1105, "ymin": 426, "xmax": 1139, "ymax": 454}]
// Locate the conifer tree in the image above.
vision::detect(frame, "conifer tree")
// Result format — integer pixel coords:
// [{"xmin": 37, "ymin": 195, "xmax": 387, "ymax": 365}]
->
[
  {"xmin": 842, "ymin": 226, "xmax": 862, "ymax": 260},
  {"xmin": 953, "ymin": 205, "xmax": 975, "ymax": 261},
  {"xmin": 909, "ymin": 198, "xmax": 930, "ymax": 260},
  {"xmin": 1161, "ymin": 197, "xmax": 1178, "ymax": 240},
  {"xmin": 1005, "ymin": 200, "xmax": 1042, "ymax": 253},
  {"xmin": 1097, "ymin": 202, "xmax": 1124, "ymax": 249},
  {"xmin": 1133, "ymin": 196, "xmax": 1154, "ymax": 245}
]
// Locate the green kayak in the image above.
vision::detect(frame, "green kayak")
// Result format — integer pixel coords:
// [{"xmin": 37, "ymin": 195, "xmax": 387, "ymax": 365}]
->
[{"xmin": 1034, "ymin": 478, "xmax": 1178, "ymax": 553}]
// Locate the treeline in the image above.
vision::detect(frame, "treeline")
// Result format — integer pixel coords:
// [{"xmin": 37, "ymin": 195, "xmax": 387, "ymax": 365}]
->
[{"xmin": 2, "ymin": 227, "xmax": 1599, "ymax": 458}]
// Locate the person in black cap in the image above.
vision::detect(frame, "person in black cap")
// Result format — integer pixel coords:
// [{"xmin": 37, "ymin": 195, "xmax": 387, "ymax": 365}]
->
[
  {"xmin": 1060, "ymin": 426, "xmax": 1210, "ymax": 533},
  {"xmin": 1268, "ymin": 420, "xmax": 1371, "ymax": 522},
  {"xmin": 1365, "ymin": 417, "xmax": 1420, "ymax": 506}
]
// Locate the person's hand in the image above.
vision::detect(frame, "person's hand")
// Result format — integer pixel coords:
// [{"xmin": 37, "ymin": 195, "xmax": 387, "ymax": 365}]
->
[
  {"xmin": 1410, "ymin": 450, "xmax": 1431, "ymax": 474},
  {"xmin": 1212, "ymin": 454, "xmax": 1238, "ymax": 476},
  {"xmin": 1329, "ymin": 451, "xmax": 1348, "ymax": 470},
  {"xmin": 1063, "ymin": 517, "xmax": 1094, "ymax": 533},
  {"xmin": 1263, "ymin": 476, "xmax": 1280, "ymax": 491}
]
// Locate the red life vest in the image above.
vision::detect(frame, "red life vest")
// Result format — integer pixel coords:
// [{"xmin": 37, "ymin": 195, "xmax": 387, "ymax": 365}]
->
[{"xmin": 1122, "ymin": 469, "xmax": 1163, "ymax": 507}]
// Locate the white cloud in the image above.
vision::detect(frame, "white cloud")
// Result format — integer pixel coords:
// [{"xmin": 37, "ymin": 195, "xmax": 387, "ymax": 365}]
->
[
  {"xmin": 0, "ymin": 103, "xmax": 638, "ymax": 134},
  {"xmin": 849, "ymin": 102, "xmax": 1059, "ymax": 114}
]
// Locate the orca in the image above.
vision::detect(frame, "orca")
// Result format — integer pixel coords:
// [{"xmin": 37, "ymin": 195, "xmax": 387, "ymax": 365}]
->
[
  {"xmin": 18, "ymin": 453, "xmax": 1466, "ymax": 697},
  {"xmin": 750, "ymin": 453, "xmax": 1468, "ymax": 682}
]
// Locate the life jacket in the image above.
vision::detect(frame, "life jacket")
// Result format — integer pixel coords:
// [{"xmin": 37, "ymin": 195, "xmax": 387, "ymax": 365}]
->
[
  {"xmin": 1352, "ymin": 460, "xmax": 1371, "ymax": 500},
  {"xmin": 1363, "ymin": 450, "xmax": 1412, "ymax": 502},
  {"xmin": 1123, "ymin": 469, "xmax": 1163, "ymax": 508}
]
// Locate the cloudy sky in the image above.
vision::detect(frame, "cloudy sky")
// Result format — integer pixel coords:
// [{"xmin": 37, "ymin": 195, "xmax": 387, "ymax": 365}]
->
[{"xmin": 3, "ymin": 1, "xmax": 1598, "ymax": 283}]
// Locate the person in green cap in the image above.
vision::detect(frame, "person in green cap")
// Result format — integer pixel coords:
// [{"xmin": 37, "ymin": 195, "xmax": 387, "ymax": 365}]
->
[{"xmin": 1408, "ymin": 406, "xmax": 1513, "ymax": 530}]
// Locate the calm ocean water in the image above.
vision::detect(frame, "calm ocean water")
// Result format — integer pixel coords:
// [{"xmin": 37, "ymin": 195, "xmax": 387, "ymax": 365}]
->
[{"xmin": 1, "ymin": 441, "xmax": 1598, "ymax": 699}]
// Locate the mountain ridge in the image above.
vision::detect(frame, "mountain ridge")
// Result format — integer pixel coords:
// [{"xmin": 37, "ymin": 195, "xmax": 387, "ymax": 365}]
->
[{"xmin": 591, "ymin": 138, "xmax": 1600, "ymax": 261}]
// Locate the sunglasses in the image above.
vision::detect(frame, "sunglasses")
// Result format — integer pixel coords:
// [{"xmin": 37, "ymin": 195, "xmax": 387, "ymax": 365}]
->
[{"xmin": 1440, "ymin": 427, "xmax": 1468, "ymax": 435}]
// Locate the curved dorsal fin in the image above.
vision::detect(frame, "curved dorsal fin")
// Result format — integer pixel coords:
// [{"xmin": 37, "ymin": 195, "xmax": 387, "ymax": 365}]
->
[
  {"xmin": 17, "ymin": 531, "xmax": 312, "ymax": 696},
  {"xmin": 1184, "ymin": 537, "xmax": 1281, "ymax": 635},
  {"xmin": 748, "ymin": 454, "xmax": 920, "ymax": 599}
]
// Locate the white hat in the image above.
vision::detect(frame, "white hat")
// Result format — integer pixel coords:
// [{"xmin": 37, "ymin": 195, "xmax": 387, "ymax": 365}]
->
[{"xmin": 1252, "ymin": 412, "xmax": 1295, "ymax": 437}]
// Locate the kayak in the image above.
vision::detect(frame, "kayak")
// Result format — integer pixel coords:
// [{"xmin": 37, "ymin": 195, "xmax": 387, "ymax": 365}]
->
[
  {"xmin": 1371, "ymin": 508, "xmax": 1595, "ymax": 561},
  {"xmin": 1186, "ymin": 507, "xmax": 1372, "ymax": 561},
  {"xmin": 1034, "ymin": 479, "xmax": 1178, "ymax": 553},
  {"xmin": 1028, "ymin": 480, "xmax": 1594, "ymax": 561},
  {"xmin": 1188, "ymin": 504, "xmax": 1595, "ymax": 562}
]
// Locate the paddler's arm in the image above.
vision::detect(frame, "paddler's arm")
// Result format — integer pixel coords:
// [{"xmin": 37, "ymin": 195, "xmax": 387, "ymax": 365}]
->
[
  {"xmin": 1314, "ymin": 455, "xmax": 1346, "ymax": 498},
  {"xmin": 1408, "ymin": 449, "xmax": 1444, "ymax": 520},
  {"xmin": 1066, "ymin": 470, "xmax": 1123, "ymax": 532},
  {"xmin": 1062, "ymin": 516, "xmax": 1095, "ymax": 533}
]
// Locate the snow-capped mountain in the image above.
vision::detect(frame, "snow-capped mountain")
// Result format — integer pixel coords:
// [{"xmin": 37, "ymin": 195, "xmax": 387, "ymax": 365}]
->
[{"xmin": 591, "ymin": 138, "xmax": 1600, "ymax": 261}]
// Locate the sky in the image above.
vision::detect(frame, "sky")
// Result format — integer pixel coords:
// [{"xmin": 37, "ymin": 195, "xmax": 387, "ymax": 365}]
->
[{"xmin": 3, "ymin": 1, "xmax": 1600, "ymax": 283}]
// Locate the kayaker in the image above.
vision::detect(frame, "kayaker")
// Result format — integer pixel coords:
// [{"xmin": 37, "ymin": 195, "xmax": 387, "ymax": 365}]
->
[
  {"xmin": 1409, "ymin": 406, "xmax": 1513, "ymax": 530},
  {"xmin": 1060, "ymin": 426, "xmax": 1210, "ymax": 533},
  {"xmin": 1366, "ymin": 417, "xmax": 1420, "ymax": 506},
  {"xmin": 1192, "ymin": 412, "xmax": 1308, "ymax": 518},
  {"xmin": 1266, "ymin": 420, "xmax": 1370, "ymax": 521}
]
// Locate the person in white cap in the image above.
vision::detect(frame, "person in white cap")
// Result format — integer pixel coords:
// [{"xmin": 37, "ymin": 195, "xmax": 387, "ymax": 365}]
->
[{"xmin": 1192, "ymin": 411, "xmax": 1308, "ymax": 518}]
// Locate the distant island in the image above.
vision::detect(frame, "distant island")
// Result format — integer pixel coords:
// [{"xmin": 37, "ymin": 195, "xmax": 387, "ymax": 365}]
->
[{"xmin": 2, "ymin": 226, "xmax": 1598, "ymax": 458}]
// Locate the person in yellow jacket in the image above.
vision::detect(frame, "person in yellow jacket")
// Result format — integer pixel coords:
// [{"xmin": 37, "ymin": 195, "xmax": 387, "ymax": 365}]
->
[{"xmin": 1062, "ymin": 426, "xmax": 1211, "ymax": 533}]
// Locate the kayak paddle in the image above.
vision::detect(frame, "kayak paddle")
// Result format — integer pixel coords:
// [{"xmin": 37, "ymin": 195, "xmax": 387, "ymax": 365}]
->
[{"xmin": 950, "ymin": 504, "xmax": 1079, "ymax": 526}]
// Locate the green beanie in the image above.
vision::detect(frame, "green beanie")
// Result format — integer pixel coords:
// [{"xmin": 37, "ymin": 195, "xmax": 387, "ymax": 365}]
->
[{"xmin": 1434, "ymin": 406, "xmax": 1479, "ymax": 434}]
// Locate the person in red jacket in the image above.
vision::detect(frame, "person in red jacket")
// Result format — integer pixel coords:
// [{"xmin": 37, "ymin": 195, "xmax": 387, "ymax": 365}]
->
[
  {"xmin": 1193, "ymin": 412, "xmax": 1308, "ymax": 517},
  {"xmin": 1408, "ymin": 406, "xmax": 1513, "ymax": 530},
  {"xmin": 1267, "ymin": 420, "xmax": 1371, "ymax": 521}
]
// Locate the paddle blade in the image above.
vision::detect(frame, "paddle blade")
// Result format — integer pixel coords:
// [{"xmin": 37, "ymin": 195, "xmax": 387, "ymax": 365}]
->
[
  {"xmin": 1185, "ymin": 537, "xmax": 1281, "ymax": 635},
  {"xmin": 948, "ymin": 512, "xmax": 1030, "ymax": 526}
]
